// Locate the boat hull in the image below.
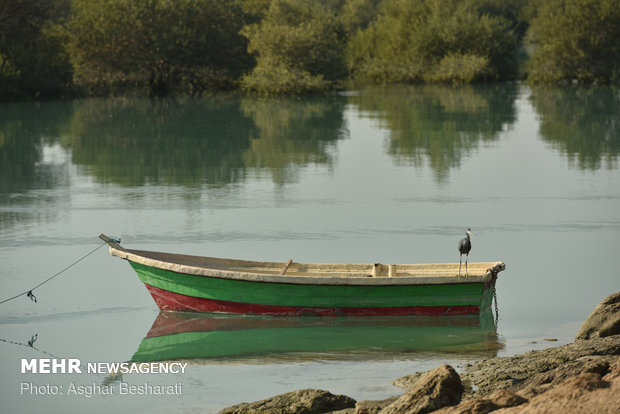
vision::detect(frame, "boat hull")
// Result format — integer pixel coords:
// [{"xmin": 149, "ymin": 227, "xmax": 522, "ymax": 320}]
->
[
  {"xmin": 132, "ymin": 261, "xmax": 497, "ymax": 316},
  {"xmin": 98, "ymin": 234, "xmax": 504, "ymax": 317}
]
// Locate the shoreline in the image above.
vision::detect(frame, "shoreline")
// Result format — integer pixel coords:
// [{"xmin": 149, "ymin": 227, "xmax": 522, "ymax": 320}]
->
[{"xmin": 219, "ymin": 292, "xmax": 620, "ymax": 413}]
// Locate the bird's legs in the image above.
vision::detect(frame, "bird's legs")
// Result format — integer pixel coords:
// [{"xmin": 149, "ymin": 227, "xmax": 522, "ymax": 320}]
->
[
  {"xmin": 459, "ymin": 255, "xmax": 462, "ymax": 276},
  {"xmin": 465, "ymin": 253, "xmax": 469, "ymax": 275}
]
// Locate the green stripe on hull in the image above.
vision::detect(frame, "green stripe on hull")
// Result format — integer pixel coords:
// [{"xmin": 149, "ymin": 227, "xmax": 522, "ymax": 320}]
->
[{"xmin": 130, "ymin": 262, "xmax": 485, "ymax": 308}]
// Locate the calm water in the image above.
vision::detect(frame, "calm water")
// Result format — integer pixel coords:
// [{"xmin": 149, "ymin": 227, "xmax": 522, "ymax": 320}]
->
[{"xmin": 1, "ymin": 84, "xmax": 619, "ymax": 413}]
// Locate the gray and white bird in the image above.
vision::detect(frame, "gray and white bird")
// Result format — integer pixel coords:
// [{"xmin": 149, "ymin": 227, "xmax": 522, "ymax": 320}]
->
[{"xmin": 458, "ymin": 228, "xmax": 474, "ymax": 276}]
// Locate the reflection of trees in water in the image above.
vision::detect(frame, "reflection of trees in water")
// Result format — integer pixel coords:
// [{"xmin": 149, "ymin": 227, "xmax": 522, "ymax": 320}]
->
[
  {"xmin": 0, "ymin": 112, "xmax": 39, "ymax": 194},
  {"xmin": 0, "ymin": 102, "xmax": 74, "ymax": 194},
  {"xmin": 0, "ymin": 101, "xmax": 74, "ymax": 229},
  {"xmin": 529, "ymin": 87, "xmax": 620, "ymax": 170},
  {"xmin": 64, "ymin": 97, "xmax": 256, "ymax": 187},
  {"xmin": 240, "ymin": 96, "xmax": 348, "ymax": 186},
  {"xmin": 65, "ymin": 95, "xmax": 348, "ymax": 188},
  {"xmin": 349, "ymin": 84, "xmax": 518, "ymax": 182},
  {"xmin": 5, "ymin": 85, "xmax": 617, "ymax": 201}
]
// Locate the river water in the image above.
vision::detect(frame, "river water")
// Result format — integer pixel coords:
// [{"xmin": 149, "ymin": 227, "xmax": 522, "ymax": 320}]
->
[{"xmin": 1, "ymin": 84, "xmax": 619, "ymax": 413}]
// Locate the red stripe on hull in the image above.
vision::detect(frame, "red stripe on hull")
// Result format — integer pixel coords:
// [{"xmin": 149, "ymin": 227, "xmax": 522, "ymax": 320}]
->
[{"xmin": 144, "ymin": 284, "xmax": 480, "ymax": 317}]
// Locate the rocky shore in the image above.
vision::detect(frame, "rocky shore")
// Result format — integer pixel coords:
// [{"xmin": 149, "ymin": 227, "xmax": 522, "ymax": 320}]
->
[{"xmin": 220, "ymin": 292, "xmax": 620, "ymax": 414}]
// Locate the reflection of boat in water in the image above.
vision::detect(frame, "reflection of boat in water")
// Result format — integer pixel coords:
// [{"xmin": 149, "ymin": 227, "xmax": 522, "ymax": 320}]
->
[{"xmin": 130, "ymin": 311, "xmax": 503, "ymax": 363}]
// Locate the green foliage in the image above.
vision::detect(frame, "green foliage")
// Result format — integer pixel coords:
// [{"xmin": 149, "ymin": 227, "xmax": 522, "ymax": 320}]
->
[
  {"xmin": 461, "ymin": 0, "xmax": 531, "ymax": 39},
  {"xmin": 346, "ymin": 0, "xmax": 427, "ymax": 83},
  {"xmin": 0, "ymin": 0, "xmax": 72, "ymax": 99},
  {"xmin": 425, "ymin": 54, "xmax": 491, "ymax": 85},
  {"xmin": 2, "ymin": 0, "xmax": 620, "ymax": 99},
  {"xmin": 241, "ymin": 63, "xmax": 330, "ymax": 95},
  {"xmin": 239, "ymin": 0, "xmax": 347, "ymax": 94},
  {"xmin": 337, "ymin": 0, "xmax": 381, "ymax": 35},
  {"xmin": 527, "ymin": 0, "xmax": 620, "ymax": 84},
  {"xmin": 346, "ymin": 0, "xmax": 518, "ymax": 84},
  {"xmin": 67, "ymin": 0, "xmax": 253, "ymax": 96}
]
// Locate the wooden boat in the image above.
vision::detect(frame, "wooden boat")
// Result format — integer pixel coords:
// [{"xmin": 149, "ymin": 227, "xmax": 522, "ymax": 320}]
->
[
  {"xmin": 130, "ymin": 311, "xmax": 501, "ymax": 362},
  {"xmin": 99, "ymin": 234, "xmax": 505, "ymax": 317}
]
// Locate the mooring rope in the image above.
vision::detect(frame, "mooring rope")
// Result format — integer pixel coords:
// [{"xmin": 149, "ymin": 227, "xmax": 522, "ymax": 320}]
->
[
  {"xmin": 493, "ymin": 286, "xmax": 499, "ymax": 327},
  {"xmin": 0, "ymin": 241, "xmax": 108, "ymax": 305}
]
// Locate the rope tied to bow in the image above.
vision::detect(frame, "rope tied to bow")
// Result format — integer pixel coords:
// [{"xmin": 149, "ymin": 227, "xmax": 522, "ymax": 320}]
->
[{"xmin": 0, "ymin": 240, "xmax": 112, "ymax": 306}]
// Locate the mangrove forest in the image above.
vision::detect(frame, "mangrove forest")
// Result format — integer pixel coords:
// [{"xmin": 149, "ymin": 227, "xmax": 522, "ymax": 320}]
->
[{"xmin": 1, "ymin": 0, "xmax": 619, "ymax": 99}]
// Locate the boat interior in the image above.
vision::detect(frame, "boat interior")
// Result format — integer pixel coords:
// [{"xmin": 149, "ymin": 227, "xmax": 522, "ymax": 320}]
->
[{"xmin": 125, "ymin": 248, "xmax": 501, "ymax": 278}]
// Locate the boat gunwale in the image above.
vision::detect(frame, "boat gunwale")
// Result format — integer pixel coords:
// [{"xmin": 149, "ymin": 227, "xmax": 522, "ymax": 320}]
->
[{"xmin": 105, "ymin": 243, "xmax": 505, "ymax": 287}]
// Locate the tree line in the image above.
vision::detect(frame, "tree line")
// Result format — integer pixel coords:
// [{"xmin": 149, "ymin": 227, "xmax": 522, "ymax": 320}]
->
[{"xmin": 1, "ymin": 0, "xmax": 619, "ymax": 99}]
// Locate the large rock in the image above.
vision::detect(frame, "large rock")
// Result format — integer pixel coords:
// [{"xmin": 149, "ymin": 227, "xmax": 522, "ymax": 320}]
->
[
  {"xmin": 460, "ymin": 335, "xmax": 620, "ymax": 399},
  {"xmin": 498, "ymin": 369, "xmax": 620, "ymax": 413},
  {"xmin": 606, "ymin": 356, "xmax": 620, "ymax": 380},
  {"xmin": 379, "ymin": 364, "xmax": 462, "ymax": 414},
  {"xmin": 436, "ymin": 355, "xmax": 620, "ymax": 413},
  {"xmin": 218, "ymin": 389, "xmax": 356, "ymax": 414},
  {"xmin": 354, "ymin": 396, "xmax": 398, "ymax": 413},
  {"xmin": 433, "ymin": 389, "xmax": 527, "ymax": 414},
  {"xmin": 576, "ymin": 292, "xmax": 620, "ymax": 340}
]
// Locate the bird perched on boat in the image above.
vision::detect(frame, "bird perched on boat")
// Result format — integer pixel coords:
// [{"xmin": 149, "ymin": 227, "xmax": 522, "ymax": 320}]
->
[{"xmin": 458, "ymin": 228, "xmax": 474, "ymax": 276}]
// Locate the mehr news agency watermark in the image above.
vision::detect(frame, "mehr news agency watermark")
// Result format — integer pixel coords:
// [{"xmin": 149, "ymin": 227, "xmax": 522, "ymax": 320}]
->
[{"xmin": 20, "ymin": 358, "xmax": 184, "ymax": 398}]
